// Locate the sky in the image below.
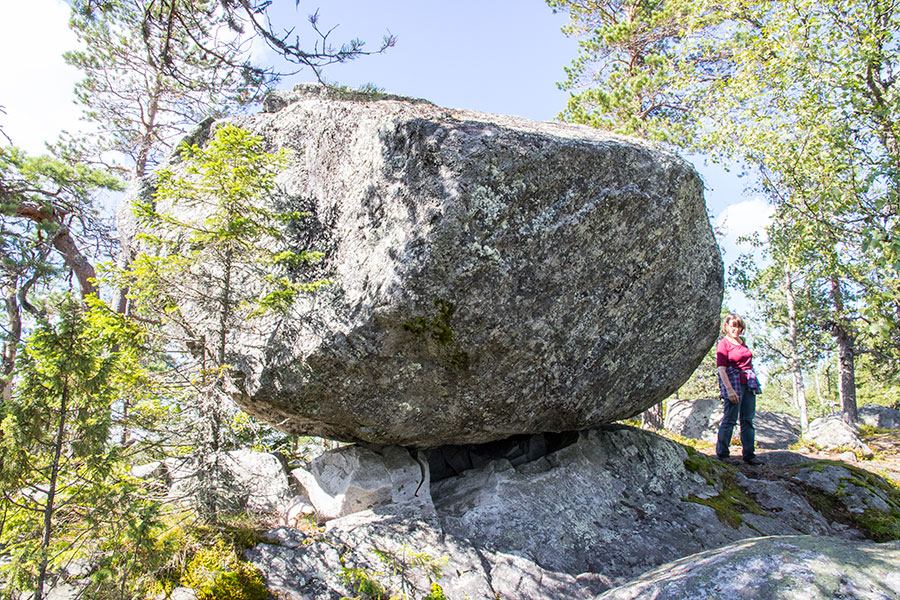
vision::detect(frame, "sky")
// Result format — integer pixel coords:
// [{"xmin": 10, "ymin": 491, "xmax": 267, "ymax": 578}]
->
[{"xmin": 0, "ymin": 0, "xmax": 771, "ymax": 311}]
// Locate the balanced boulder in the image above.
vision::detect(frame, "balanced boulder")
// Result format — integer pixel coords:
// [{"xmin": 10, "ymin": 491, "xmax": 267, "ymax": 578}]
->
[{"xmin": 124, "ymin": 84, "xmax": 723, "ymax": 447}]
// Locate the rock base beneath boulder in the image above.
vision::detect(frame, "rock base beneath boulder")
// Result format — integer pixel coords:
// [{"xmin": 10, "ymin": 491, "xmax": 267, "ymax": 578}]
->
[{"xmin": 244, "ymin": 426, "xmax": 900, "ymax": 599}]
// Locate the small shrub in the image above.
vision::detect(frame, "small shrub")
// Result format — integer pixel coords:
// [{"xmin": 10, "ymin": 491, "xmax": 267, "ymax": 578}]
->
[{"xmin": 422, "ymin": 582, "xmax": 449, "ymax": 600}]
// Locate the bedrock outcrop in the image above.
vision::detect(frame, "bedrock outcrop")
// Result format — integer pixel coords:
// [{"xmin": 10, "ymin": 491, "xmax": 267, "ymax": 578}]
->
[
  {"xmin": 246, "ymin": 427, "xmax": 900, "ymax": 599},
  {"xmin": 123, "ymin": 84, "xmax": 723, "ymax": 447}
]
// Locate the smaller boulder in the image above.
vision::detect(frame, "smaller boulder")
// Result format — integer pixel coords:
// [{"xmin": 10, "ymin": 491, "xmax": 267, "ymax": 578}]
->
[
  {"xmin": 755, "ymin": 410, "xmax": 801, "ymax": 449},
  {"xmin": 806, "ymin": 415, "xmax": 874, "ymax": 457},
  {"xmin": 663, "ymin": 397, "xmax": 719, "ymax": 442},
  {"xmin": 166, "ymin": 450, "xmax": 294, "ymax": 513},
  {"xmin": 858, "ymin": 404, "xmax": 900, "ymax": 430},
  {"xmin": 292, "ymin": 445, "xmax": 429, "ymax": 521}
]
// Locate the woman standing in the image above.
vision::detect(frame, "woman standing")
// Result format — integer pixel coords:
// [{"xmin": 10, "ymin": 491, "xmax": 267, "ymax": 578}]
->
[{"xmin": 716, "ymin": 313, "xmax": 763, "ymax": 465}]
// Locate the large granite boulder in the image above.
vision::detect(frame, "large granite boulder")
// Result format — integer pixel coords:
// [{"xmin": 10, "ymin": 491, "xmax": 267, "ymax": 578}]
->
[{"xmin": 123, "ymin": 84, "xmax": 723, "ymax": 447}]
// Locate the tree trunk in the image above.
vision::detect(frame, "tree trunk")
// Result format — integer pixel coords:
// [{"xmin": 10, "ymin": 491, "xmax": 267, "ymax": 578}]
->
[
  {"xmin": 830, "ymin": 277, "xmax": 857, "ymax": 423},
  {"xmin": 641, "ymin": 401, "xmax": 664, "ymax": 430},
  {"xmin": 2, "ymin": 286, "xmax": 20, "ymax": 403},
  {"xmin": 51, "ymin": 226, "xmax": 97, "ymax": 298},
  {"xmin": 784, "ymin": 270, "xmax": 809, "ymax": 430},
  {"xmin": 35, "ymin": 386, "xmax": 68, "ymax": 600}
]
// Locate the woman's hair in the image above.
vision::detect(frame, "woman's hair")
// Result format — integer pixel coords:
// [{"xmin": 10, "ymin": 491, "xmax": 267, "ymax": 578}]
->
[{"xmin": 722, "ymin": 313, "xmax": 745, "ymax": 335}]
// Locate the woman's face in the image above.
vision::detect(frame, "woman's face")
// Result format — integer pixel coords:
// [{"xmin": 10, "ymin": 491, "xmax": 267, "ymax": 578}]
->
[{"xmin": 726, "ymin": 322, "xmax": 744, "ymax": 338}]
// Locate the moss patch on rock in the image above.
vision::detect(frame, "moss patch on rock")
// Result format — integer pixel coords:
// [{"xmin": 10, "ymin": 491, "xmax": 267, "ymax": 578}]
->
[
  {"xmin": 790, "ymin": 460, "xmax": 900, "ymax": 542},
  {"xmin": 681, "ymin": 450, "xmax": 765, "ymax": 530}
]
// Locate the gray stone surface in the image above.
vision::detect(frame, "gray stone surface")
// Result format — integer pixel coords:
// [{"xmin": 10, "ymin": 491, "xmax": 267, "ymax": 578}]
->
[
  {"xmin": 859, "ymin": 404, "xmax": 900, "ymax": 429},
  {"xmin": 292, "ymin": 445, "xmax": 429, "ymax": 520},
  {"xmin": 429, "ymin": 426, "xmax": 859, "ymax": 585},
  {"xmin": 246, "ymin": 426, "xmax": 900, "ymax": 599},
  {"xmin": 596, "ymin": 535, "xmax": 900, "ymax": 600},
  {"xmin": 664, "ymin": 397, "xmax": 720, "ymax": 442},
  {"xmin": 245, "ymin": 504, "xmax": 593, "ymax": 600},
  {"xmin": 123, "ymin": 84, "xmax": 723, "ymax": 447},
  {"xmin": 792, "ymin": 463, "xmax": 898, "ymax": 515},
  {"xmin": 806, "ymin": 415, "xmax": 874, "ymax": 456},
  {"xmin": 665, "ymin": 397, "xmax": 800, "ymax": 449}
]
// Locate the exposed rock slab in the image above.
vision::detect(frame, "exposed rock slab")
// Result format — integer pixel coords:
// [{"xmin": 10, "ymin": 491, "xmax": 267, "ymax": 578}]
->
[
  {"xmin": 245, "ymin": 506, "xmax": 595, "ymax": 600},
  {"xmin": 596, "ymin": 535, "xmax": 900, "ymax": 600},
  {"xmin": 429, "ymin": 426, "xmax": 861, "ymax": 585},
  {"xmin": 124, "ymin": 84, "xmax": 723, "ymax": 447},
  {"xmin": 266, "ymin": 426, "xmax": 898, "ymax": 599}
]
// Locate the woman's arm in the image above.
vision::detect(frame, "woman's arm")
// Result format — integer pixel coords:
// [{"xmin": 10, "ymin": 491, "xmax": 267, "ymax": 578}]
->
[{"xmin": 718, "ymin": 366, "xmax": 740, "ymax": 404}]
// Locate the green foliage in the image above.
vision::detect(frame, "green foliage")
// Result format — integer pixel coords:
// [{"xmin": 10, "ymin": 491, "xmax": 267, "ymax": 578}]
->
[
  {"xmin": 0, "ymin": 142, "xmax": 123, "ymax": 305},
  {"xmin": 0, "ymin": 296, "xmax": 159, "ymax": 599},
  {"xmin": 123, "ymin": 123, "xmax": 329, "ymax": 331},
  {"xmin": 553, "ymin": 0, "xmax": 900, "ymax": 410},
  {"xmin": 137, "ymin": 515, "xmax": 271, "ymax": 600},
  {"xmin": 107, "ymin": 123, "xmax": 331, "ymax": 521},
  {"xmin": 549, "ymin": 0, "xmax": 727, "ymax": 145},
  {"xmin": 421, "ymin": 583, "xmax": 449, "ymax": 600},
  {"xmin": 65, "ymin": 0, "xmax": 275, "ymax": 177},
  {"xmin": 702, "ymin": 0, "xmax": 900, "ymax": 392},
  {"xmin": 339, "ymin": 545, "xmax": 450, "ymax": 600},
  {"xmin": 341, "ymin": 566, "xmax": 394, "ymax": 600}
]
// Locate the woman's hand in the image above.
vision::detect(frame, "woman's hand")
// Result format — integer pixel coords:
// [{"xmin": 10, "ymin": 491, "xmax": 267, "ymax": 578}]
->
[{"xmin": 727, "ymin": 389, "xmax": 739, "ymax": 404}]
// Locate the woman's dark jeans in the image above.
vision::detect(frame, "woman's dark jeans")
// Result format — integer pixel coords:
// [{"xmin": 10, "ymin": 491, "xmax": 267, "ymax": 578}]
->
[{"xmin": 716, "ymin": 384, "xmax": 756, "ymax": 460}]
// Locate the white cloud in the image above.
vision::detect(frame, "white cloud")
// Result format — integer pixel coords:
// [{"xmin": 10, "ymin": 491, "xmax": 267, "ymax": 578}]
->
[
  {"xmin": 714, "ymin": 197, "xmax": 774, "ymax": 243},
  {"xmin": 0, "ymin": 0, "xmax": 84, "ymax": 154}
]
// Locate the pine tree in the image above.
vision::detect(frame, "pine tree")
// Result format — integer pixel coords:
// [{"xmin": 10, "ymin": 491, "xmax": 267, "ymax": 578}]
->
[{"xmin": 113, "ymin": 123, "xmax": 328, "ymax": 520}]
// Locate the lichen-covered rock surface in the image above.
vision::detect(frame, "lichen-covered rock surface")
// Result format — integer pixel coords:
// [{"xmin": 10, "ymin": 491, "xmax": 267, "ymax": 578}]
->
[
  {"xmin": 596, "ymin": 535, "xmax": 900, "ymax": 600},
  {"xmin": 124, "ymin": 83, "xmax": 723, "ymax": 447}
]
